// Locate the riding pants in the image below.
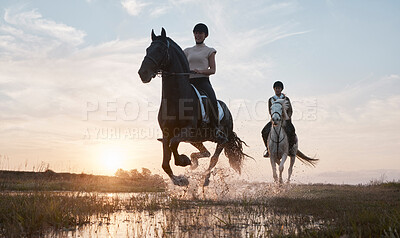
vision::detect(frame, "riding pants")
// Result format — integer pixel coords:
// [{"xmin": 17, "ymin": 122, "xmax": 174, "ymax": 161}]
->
[{"xmin": 189, "ymin": 77, "xmax": 219, "ymax": 128}]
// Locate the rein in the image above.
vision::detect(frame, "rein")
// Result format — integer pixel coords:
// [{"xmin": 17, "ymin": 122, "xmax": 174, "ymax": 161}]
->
[
  {"xmin": 271, "ymin": 124, "xmax": 285, "ymax": 144},
  {"xmin": 162, "ymin": 71, "xmax": 192, "ymax": 76}
]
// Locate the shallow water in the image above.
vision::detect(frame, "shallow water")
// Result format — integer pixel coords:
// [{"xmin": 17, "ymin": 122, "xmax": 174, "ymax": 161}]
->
[
  {"xmin": 56, "ymin": 201, "xmax": 323, "ymax": 238},
  {"xmin": 42, "ymin": 169, "xmax": 325, "ymax": 237}
]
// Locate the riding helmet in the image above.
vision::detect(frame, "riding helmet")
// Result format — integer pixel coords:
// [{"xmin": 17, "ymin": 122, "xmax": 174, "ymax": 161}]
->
[
  {"xmin": 193, "ymin": 23, "xmax": 208, "ymax": 36},
  {"xmin": 273, "ymin": 81, "xmax": 284, "ymax": 89}
]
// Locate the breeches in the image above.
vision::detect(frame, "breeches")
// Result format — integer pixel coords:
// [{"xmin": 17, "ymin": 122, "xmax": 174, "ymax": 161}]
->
[{"xmin": 189, "ymin": 77, "xmax": 219, "ymax": 126}]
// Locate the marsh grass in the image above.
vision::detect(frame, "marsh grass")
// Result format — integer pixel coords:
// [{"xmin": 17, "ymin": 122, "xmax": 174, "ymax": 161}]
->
[
  {"xmin": 1, "ymin": 179, "xmax": 399, "ymax": 237},
  {"xmin": 0, "ymin": 170, "xmax": 166, "ymax": 192},
  {"xmin": 120, "ymin": 182, "xmax": 400, "ymax": 237},
  {"xmin": 0, "ymin": 192, "xmax": 121, "ymax": 237}
]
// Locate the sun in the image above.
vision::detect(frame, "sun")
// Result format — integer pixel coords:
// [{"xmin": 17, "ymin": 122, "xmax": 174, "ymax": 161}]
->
[{"xmin": 99, "ymin": 145, "xmax": 127, "ymax": 175}]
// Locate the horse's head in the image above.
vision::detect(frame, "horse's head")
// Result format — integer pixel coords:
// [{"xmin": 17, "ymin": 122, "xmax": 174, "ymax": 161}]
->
[
  {"xmin": 270, "ymin": 99, "xmax": 288, "ymax": 126},
  {"xmin": 138, "ymin": 28, "xmax": 170, "ymax": 83}
]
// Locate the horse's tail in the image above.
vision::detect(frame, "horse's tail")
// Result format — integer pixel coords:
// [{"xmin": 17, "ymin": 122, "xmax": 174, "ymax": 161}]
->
[
  {"xmin": 224, "ymin": 131, "xmax": 253, "ymax": 174},
  {"xmin": 296, "ymin": 149, "xmax": 318, "ymax": 167}
]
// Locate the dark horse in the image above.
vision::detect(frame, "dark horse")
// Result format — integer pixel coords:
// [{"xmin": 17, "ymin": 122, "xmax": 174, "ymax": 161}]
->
[{"xmin": 138, "ymin": 28, "xmax": 249, "ymax": 186}]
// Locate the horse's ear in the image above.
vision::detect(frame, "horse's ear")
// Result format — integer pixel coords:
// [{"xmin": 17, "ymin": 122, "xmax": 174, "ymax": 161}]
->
[
  {"xmin": 161, "ymin": 28, "xmax": 166, "ymax": 38},
  {"xmin": 151, "ymin": 29, "xmax": 156, "ymax": 41}
]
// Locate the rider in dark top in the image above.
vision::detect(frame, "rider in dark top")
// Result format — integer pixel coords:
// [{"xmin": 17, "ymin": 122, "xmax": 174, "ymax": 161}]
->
[{"xmin": 262, "ymin": 81, "xmax": 296, "ymax": 157}]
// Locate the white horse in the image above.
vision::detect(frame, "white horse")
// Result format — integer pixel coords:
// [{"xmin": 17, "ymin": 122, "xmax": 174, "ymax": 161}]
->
[{"xmin": 268, "ymin": 99, "xmax": 318, "ymax": 183}]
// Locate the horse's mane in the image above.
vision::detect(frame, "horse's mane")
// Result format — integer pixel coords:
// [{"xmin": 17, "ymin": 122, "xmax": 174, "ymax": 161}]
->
[
  {"xmin": 167, "ymin": 37, "xmax": 190, "ymax": 72},
  {"xmin": 274, "ymin": 98, "xmax": 289, "ymax": 110},
  {"xmin": 273, "ymin": 99, "xmax": 289, "ymax": 121}
]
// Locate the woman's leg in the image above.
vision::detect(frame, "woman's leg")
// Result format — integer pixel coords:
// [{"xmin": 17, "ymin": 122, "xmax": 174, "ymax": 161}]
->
[
  {"xmin": 190, "ymin": 78, "xmax": 226, "ymax": 143},
  {"xmin": 261, "ymin": 122, "xmax": 271, "ymax": 157},
  {"xmin": 284, "ymin": 119, "xmax": 296, "ymax": 155},
  {"xmin": 261, "ymin": 122, "xmax": 271, "ymax": 148},
  {"xmin": 190, "ymin": 78, "xmax": 219, "ymax": 128}
]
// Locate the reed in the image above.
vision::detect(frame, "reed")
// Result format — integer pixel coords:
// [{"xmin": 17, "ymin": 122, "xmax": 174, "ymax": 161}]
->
[
  {"xmin": 1, "ymin": 180, "xmax": 399, "ymax": 237},
  {"xmin": 0, "ymin": 192, "xmax": 120, "ymax": 237}
]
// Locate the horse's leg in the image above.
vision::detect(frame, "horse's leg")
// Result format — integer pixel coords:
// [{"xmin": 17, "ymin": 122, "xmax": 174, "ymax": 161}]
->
[
  {"xmin": 162, "ymin": 139, "xmax": 189, "ymax": 186},
  {"xmin": 190, "ymin": 142, "xmax": 211, "ymax": 170},
  {"xmin": 270, "ymin": 157, "xmax": 278, "ymax": 183},
  {"xmin": 287, "ymin": 155, "xmax": 296, "ymax": 183},
  {"xmin": 203, "ymin": 143, "xmax": 224, "ymax": 186},
  {"xmin": 169, "ymin": 135, "xmax": 192, "ymax": 167},
  {"xmin": 279, "ymin": 154, "xmax": 288, "ymax": 184}
]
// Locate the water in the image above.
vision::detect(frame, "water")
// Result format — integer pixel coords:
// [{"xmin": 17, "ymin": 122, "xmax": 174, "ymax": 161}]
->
[
  {"xmin": 57, "ymin": 201, "xmax": 323, "ymax": 237},
  {"xmin": 42, "ymin": 169, "xmax": 326, "ymax": 237}
]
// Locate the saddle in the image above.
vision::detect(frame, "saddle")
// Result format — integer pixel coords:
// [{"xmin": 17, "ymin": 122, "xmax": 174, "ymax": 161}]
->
[{"xmin": 191, "ymin": 84, "xmax": 224, "ymax": 123}]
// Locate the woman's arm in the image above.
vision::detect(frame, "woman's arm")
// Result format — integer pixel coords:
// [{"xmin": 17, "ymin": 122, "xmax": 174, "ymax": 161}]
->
[{"xmin": 193, "ymin": 52, "xmax": 216, "ymax": 76}]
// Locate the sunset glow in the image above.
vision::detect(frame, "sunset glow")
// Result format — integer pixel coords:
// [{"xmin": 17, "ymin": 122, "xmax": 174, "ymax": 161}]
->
[
  {"xmin": 0, "ymin": 0, "xmax": 399, "ymax": 183},
  {"xmin": 98, "ymin": 145, "xmax": 127, "ymax": 175}
]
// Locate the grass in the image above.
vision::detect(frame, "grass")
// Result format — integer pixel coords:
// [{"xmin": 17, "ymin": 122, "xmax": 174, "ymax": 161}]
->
[
  {"xmin": 0, "ymin": 170, "xmax": 166, "ymax": 192},
  {"xmin": 0, "ymin": 177, "xmax": 399, "ymax": 237},
  {"xmin": 119, "ymin": 182, "xmax": 400, "ymax": 237},
  {"xmin": 0, "ymin": 192, "xmax": 121, "ymax": 237},
  {"xmin": 262, "ymin": 183, "xmax": 400, "ymax": 237}
]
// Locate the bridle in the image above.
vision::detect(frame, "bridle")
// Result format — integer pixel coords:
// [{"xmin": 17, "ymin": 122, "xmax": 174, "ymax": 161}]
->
[
  {"xmin": 144, "ymin": 40, "xmax": 170, "ymax": 76},
  {"xmin": 145, "ymin": 39, "xmax": 192, "ymax": 78}
]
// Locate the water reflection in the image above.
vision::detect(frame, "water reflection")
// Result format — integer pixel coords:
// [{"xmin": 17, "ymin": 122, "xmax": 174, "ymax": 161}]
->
[
  {"xmin": 3, "ymin": 174, "xmax": 326, "ymax": 237},
  {"xmin": 51, "ymin": 190, "xmax": 325, "ymax": 237}
]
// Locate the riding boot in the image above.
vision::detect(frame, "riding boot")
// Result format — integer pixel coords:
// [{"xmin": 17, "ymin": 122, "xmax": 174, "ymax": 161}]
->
[
  {"xmin": 288, "ymin": 134, "xmax": 297, "ymax": 156},
  {"xmin": 261, "ymin": 122, "xmax": 271, "ymax": 158},
  {"xmin": 284, "ymin": 120, "xmax": 296, "ymax": 156}
]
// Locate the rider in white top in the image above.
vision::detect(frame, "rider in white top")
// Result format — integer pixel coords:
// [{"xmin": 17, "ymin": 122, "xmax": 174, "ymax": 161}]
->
[
  {"xmin": 184, "ymin": 23, "xmax": 227, "ymax": 144},
  {"xmin": 184, "ymin": 43, "xmax": 216, "ymax": 79},
  {"xmin": 262, "ymin": 81, "xmax": 296, "ymax": 157}
]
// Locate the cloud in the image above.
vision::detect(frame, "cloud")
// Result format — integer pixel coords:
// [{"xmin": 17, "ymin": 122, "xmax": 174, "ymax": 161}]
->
[
  {"xmin": 0, "ymin": 7, "xmax": 86, "ymax": 59},
  {"xmin": 121, "ymin": 0, "xmax": 170, "ymax": 18},
  {"xmin": 121, "ymin": 0, "xmax": 149, "ymax": 16},
  {"xmin": 4, "ymin": 8, "xmax": 85, "ymax": 46},
  {"xmin": 0, "ymin": 35, "xmax": 160, "ymax": 172},
  {"xmin": 149, "ymin": 6, "xmax": 171, "ymax": 17},
  {"xmin": 0, "ymin": 7, "xmax": 161, "ymax": 174},
  {"xmin": 316, "ymin": 74, "xmax": 400, "ymax": 123}
]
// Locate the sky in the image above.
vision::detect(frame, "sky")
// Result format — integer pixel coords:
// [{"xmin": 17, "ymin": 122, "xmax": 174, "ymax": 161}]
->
[{"xmin": 0, "ymin": 0, "xmax": 399, "ymax": 184}]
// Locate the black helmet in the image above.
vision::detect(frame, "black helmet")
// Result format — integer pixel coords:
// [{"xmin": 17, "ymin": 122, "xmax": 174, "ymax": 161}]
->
[
  {"xmin": 273, "ymin": 81, "xmax": 284, "ymax": 89},
  {"xmin": 193, "ymin": 23, "xmax": 208, "ymax": 36}
]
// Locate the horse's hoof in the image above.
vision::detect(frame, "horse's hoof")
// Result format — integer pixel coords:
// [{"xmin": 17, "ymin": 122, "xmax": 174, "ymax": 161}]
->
[
  {"xmin": 172, "ymin": 175, "xmax": 189, "ymax": 186},
  {"xmin": 175, "ymin": 154, "xmax": 191, "ymax": 167}
]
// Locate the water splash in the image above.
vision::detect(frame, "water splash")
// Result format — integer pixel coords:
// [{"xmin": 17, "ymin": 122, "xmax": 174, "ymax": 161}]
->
[{"xmin": 166, "ymin": 164, "xmax": 296, "ymax": 202}]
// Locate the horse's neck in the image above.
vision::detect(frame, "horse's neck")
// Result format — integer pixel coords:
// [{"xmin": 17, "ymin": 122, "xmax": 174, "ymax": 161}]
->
[
  {"xmin": 273, "ymin": 101, "xmax": 289, "ymax": 121},
  {"xmin": 161, "ymin": 50, "xmax": 192, "ymax": 101},
  {"xmin": 270, "ymin": 122, "xmax": 285, "ymax": 141}
]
